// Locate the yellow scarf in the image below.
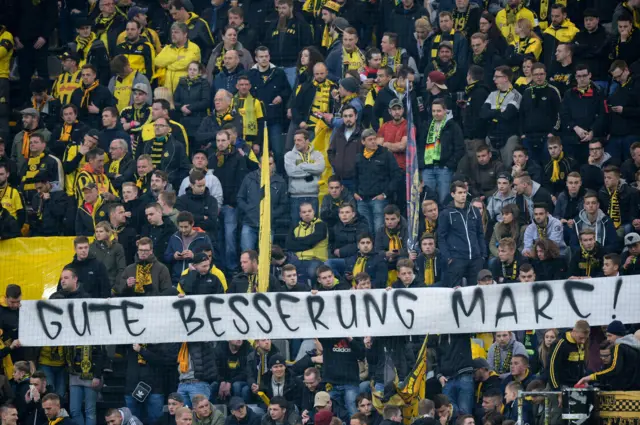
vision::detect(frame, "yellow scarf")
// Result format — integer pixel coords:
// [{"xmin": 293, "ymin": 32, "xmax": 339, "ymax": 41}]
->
[
  {"xmin": 579, "ymin": 246, "xmax": 597, "ymax": 277},
  {"xmin": 608, "ymin": 188, "xmax": 621, "ymax": 229},
  {"xmin": 352, "ymin": 255, "xmax": 368, "ymax": 287},
  {"xmin": 322, "ymin": 25, "xmax": 338, "ymax": 48},
  {"xmin": 423, "ymin": 256, "xmax": 435, "ymax": 285},
  {"xmin": 216, "ymin": 145, "xmax": 234, "ymax": 168},
  {"xmin": 49, "ymin": 417, "xmax": 64, "ymax": 425},
  {"xmin": 536, "ymin": 219, "xmax": 547, "ymax": 240},
  {"xmin": 386, "ymin": 229, "xmax": 402, "ymax": 251},
  {"xmin": 134, "ymin": 262, "xmax": 153, "ymax": 294},
  {"xmin": 550, "ymin": 152, "xmax": 564, "ymax": 182},
  {"xmin": 476, "ymin": 371, "xmax": 500, "ymax": 402},
  {"xmin": 363, "ymin": 147, "xmax": 377, "ymax": 159},
  {"xmin": 137, "ymin": 344, "xmax": 148, "ymax": 365},
  {"xmin": 80, "ymin": 81, "xmax": 99, "ymax": 108},
  {"xmin": 381, "ymin": 49, "xmax": 403, "ymax": 72},
  {"xmin": 216, "ymin": 105, "xmax": 235, "ymax": 126},
  {"xmin": 247, "ymin": 274, "xmax": 258, "ymax": 293},
  {"xmin": 0, "ymin": 330, "xmax": 13, "ymax": 378},
  {"xmin": 178, "ymin": 342, "xmax": 189, "ymax": 373},
  {"xmin": 341, "ymin": 93, "xmax": 358, "ymax": 105},
  {"xmin": 59, "ymin": 121, "xmax": 77, "ymax": 142},
  {"xmin": 21, "ymin": 129, "xmax": 32, "ymax": 159},
  {"xmin": 234, "ymin": 94, "xmax": 258, "ymax": 137},
  {"xmin": 431, "ymin": 30, "xmax": 455, "ymax": 59}
]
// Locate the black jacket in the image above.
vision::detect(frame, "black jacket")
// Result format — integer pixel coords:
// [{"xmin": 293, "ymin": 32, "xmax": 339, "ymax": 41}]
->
[
  {"xmin": 344, "ymin": 252, "xmax": 388, "ymax": 289},
  {"xmin": 209, "ymin": 149, "xmax": 248, "ymax": 207},
  {"xmin": 548, "ymin": 331, "xmax": 587, "ymax": 389},
  {"xmin": 330, "ymin": 216, "xmax": 370, "ymax": 258},
  {"xmin": 0, "ymin": 207, "xmax": 20, "ymax": 240},
  {"xmin": 70, "ymin": 84, "xmax": 117, "ymax": 129},
  {"xmin": 568, "ymin": 244, "xmax": 605, "ymax": 278},
  {"xmin": 174, "ymin": 76, "xmax": 211, "ymax": 139},
  {"xmin": 31, "ymin": 191, "xmax": 69, "ymax": 236},
  {"xmin": 125, "ymin": 343, "xmax": 179, "ymax": 394},
  {"xmin": 49, "ymin": 121, "xmax": 90, "ymax": 159},
  {"xmin": 195, "ymin": 113, "xmax": 243, "ymax": 151},
  {"xmin": 249, "ymin": 64, "xmax": 291, "ymax": 123},
  {"xmin": 175, "ymin": 187, "xmax": 219, "ymax": 236},
  {"xmin": 228, "ymin": 272, "xmax": 281, "ymax": 293},
  {"xmin": 469, "ymin": 50, "xmax": 504, "ymax": 89},
  {"xmin": 178, "ymin": 269, "xmax": 226, "ymax": 295},
  {"xmin": 573, "ymin": 25, "xmax": 610, "ymax": 81},
  {"xmin": 542, "ymin": 154, "xmax": 578, "ymax": 196},
  {"xmin": 265, "ymin": 14, "xmax": 313, "ymax": 67},
  {"xmin": 354, "ymin": 146, "xmax": 402, "ymax": 199},
  {"xmin": 237, "ymin": 169, "xmax": 288, "ymax": 228},
  {"xmin": 414, "ymin": 251, "xmax": 447, "ymax": 287},
  {"xmin": 141, "ymin": 136, "xmax": 191, "ymax": 189},
  {"xmin": 598, "ymin": 182, "xmax": 640, "ymax": 226},
  {"xmin": 592, "ymin": 341, "xmax": 640, "ymax": 391},
  {"xmin": 9, "ymin": 0, "xmax": 57, "ymax": 41},
  {"xmin": 419, "ymin": 118, "xmax": 465, "ymax": 170},
  {"xmin": 258, "ymin": 369, "xmax": 303, "ymax": 408},
  {"xmin": 141, "ymin": 217, "xmax": 178, "ymax": 263},
  {"xmin": 621, "ymin": 158, "xmax": 640, "ymax": 184},
  {"xmin": 431, "ymin": 333, "xmax": 473, "ymax": 379},
  {"xmin": 215, "ymin": 341, "xmax": 256, "ymax": 384},
  {"xmin": 531, "ymin": 257, "xmax": 568, "ymax": 281},
  {"xmin": 391, "ymin": 278, "xmax": 427, "ymax": 289},
  {"xmin": 98, "ymin": 127, "xmax": 130, "ymax": 153},
  {"xmin": 292, "ymin": 79, "xmax": 337, "ymax": 126},
  {"xmin": 560, "ymin": 83, "xmax": 606, "ymax": 145},
  {"xmin": 520, "ymin": 84, "xmax": 561, "ymax": 139},
  {"xmin": 224, "ymin": 407, "xmax": 262, "ymax": 425},
  {"xmin": 328, "ymin": 124, "xmax": 363, "ymax": 180},
  {"xmin": 106, "ymin": 153, "xmax": 135, "ymax": 191},
  {"xmin": 62, "ymin": 254, "xmax": 111, "ymax": 298},
  {"xmin": 321, "ymin": 338, "xmax": 366, "ymax": 385},
  {"xmin": 607, "ymin": 74, "xmax": 640, "ymax": 137},
  {"xmin": 462, "ymin": 82, "xmax": 490, "ymax": 140},
  {"xmin": 170, "ymin": 342, "xmax": 218, "ymax": 383}
]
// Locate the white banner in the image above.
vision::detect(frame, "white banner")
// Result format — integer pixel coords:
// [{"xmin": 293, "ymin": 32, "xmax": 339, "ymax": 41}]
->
[{"xmin": 18, "ymin": 277, "xmax": 638, "ymax": 346}]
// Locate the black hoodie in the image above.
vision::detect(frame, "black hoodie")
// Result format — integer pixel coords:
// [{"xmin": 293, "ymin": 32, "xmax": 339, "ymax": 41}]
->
[
  {"xmin": 462, "ymin": 81, "xmax": 490, "ymax": 140},
  {"xmin": 430, "ymin": 333, "xmax": 474, "ymax": 379},
  {"xmin": 61, "ymin": 254, "xmax": 111, "ymax": 298},
  {"xmin": 215, "ymin": 341, "xmax": 256, "ymax": 384},
  {"xmin": 141, "ymin": 217, "xmax": 178, "ymax": 263}
]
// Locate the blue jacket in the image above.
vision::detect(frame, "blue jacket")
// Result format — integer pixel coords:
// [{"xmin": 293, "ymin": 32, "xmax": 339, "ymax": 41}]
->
[
  {"xmin": 211, "ymin": 65, "xmax": 245, "ymax": 100},
  {"xmin": 164, "ymin": 230, "xmax": 214, "ymax": 284},
  {"xmin": 344, "ymin": 252, "xmax": 389, "ymax": 289},
  {"xmin": 437, "ymin": 202, "xmax": 487, "ymax": 260}
]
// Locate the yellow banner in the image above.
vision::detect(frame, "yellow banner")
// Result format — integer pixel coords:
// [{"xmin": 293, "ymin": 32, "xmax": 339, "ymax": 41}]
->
[
  {"xmin": 312, "ymin": 120, "xmax": 334, "ymax": 204},
  {"xmin": 0, "ymin": 237, "xmax": 76, "ymax": 300}
]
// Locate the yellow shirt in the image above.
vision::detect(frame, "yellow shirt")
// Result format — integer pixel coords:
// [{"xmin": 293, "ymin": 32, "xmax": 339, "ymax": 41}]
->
[
  {"xmin": 52, "ymin": 70, "xmax": 82, "ymax": 105},
  {"xmin": 0, "ymin": 27, "xmax": 14, "ymax": 79},
  {"xmin": 155, "ymin": 41, "xmax": 201, "ymax": 93},
  {"xmin": 113, "ymin": 71, "xmax": 139, "ymax": 112},
  {"xmin": 0, "ymin": 186, "xmax": 24, "ymax": 220},
  {"xmin": 496, "ymin": 6, "xmax": 536, "ymax": 43}
]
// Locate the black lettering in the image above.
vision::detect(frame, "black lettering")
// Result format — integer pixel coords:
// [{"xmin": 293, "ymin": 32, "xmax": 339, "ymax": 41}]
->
[
  {"xmin": 452, "ymin": 287, "xmax": 486, "ymax": 327},
  {"xmin": 336, "ymin": 294, "xmax": 358, "ymax": 329},
  {"xmin": 88, "ymin": 303, "xmax": 123, "ymax": 334},
  {"xmin": 172, "ymin": 298, "xmax": 205, "ymax": 335},
  {"xmin": 275, "ymin": 293, "xmax": 300, "ymax": 332},
  {"xmin": 307, "ymin": 296, "xmax": 328, "ymax": 330},
  {"xmin": 68, "ymin": 302, "xmax": 91, "ymax": 336},
  {"xmin": 563, "ymin": 280, "xmax": 594, "ymax": 318},
  {"xmin": 364, "ymin": 292, "xmax": 387, "ymax": 326},
  {"xmin": 36, "ymin": 301, "xmax": 63, "ymax": 340},
  {"xmin": 121, "ymin": 301, "xmax": 145, "ymax": 337},
  {"xmin": 495, "ymin": 287, "xmax": 518, "ymax": 327},
  {"xmin": 204, "ymin": 296, "xmax": 225, "ymax": 337},
  {"xmin": 393, "ymin": 290, "xmax": 418, "ymax": 329},
  {"xmin": 253, "ymin": 294, "xmax": 273, "ymax": 334},
  {"xmin": 228, "ymin": 296, "xmax": 250, "ymax": 335},
  {"xmin": 532, "ymin": 283, "xmax": 553, "ymax": 323}
]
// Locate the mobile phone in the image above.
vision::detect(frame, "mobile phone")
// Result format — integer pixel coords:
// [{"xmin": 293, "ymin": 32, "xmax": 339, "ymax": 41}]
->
[{"xmin": 367, "ymin": 72, "xmax": 376, "ymax": 79}]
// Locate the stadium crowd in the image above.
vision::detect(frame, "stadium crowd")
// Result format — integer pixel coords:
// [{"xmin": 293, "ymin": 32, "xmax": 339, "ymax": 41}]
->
[{"xmin": 1, "ymin": 0, "xmax": 640, "ymax": 425}]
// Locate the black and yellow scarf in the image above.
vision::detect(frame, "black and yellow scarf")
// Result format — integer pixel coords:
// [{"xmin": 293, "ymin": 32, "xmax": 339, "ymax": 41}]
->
[
  {"xmin": 423, "ymin": 256, "xmax": 435, "ymax": 285},
  {"xmin": 381, "ymin": 49, "xmax": 403, "ymax": 72},
  {"xmin": 352, "ymin": 254, "xmax": 368, "ymax": 287},
  {"xmin": 476, "ymin": 371, "xmax": 500, "ymax": 402},
  {"xmin": 550, "ymin": 152, "xmax": 564, "ymax": 183},
  {"xmin": 494, "ymin": 342, "xmax": 513, "ymax": 374},
  {"xmin": 135, "ymin": 262, "xmax": 153, "ymax": 294},
  {"xmin": 150, "ymin": 136, "xmax": 166, "ymax": 168},
  {"xmin": 536, "ymin": 218, "xmax": 548, "ymax": 240},
  {"xmin": 80, "ymin": 81, "xmax": 99, "ymax": 108},
  {"xmin": 215, "ymin": 105, "xmax": 235, "ymax": 126},
  {"xmin": 501, "ymin": 259, "xmax": 518, "ymax": 281},
  {"xmin": 608, "ymin": 187, "xmax": 621, "ymax": 229},
  {"xmin": 579, "ymin": 247, "xmax": 598, "ymax": 277},
  {"xmin": 59, "ymin": 121, "xmax": 78, "ymax": 142},
  {"xmin": 247, "ymin": 273, "xmax": 258, "ymax": 293},
  {"xmin": 66, "ymin": 346, "xmax": 94, "ymax": 380},
  {"xmin": 137, "ymin": 344, "xmax": 148, "ymax": 364},
  {"xmin": 430, "ymin": 30, "xmax": 455, "ymax": 59},
  {"xmin": 234, "ymin": 93, "xmax": 258, "ymax": 137},
  {"xmin": 432, "ymin": 59, "xmax": 457, "ymax": 78},
  {"xmin": 216, "ymin": 145, "xmax": 235, "ymax": 168}
]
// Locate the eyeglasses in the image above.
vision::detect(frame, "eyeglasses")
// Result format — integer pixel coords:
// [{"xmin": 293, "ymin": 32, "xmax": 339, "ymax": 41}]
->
[{"xmin": 138, "ymin": 248, "xmax": 153, "ymax": 253}]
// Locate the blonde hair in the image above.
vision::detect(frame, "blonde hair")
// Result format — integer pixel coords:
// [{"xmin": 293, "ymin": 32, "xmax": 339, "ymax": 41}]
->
[
  {"xmin": 154, "ymin": 86, "xmax": 175, "ymax": 109},
  {"xmin": 94, "ymin": 221, "xmax": 116, "ymax": 247},
  {"xmin": 415, "ymin": 17, "xmax": 432, "ymax": 32},
  {"xmin": 517, "ymin": 18, "xmax": 539, "ymax": 38}
]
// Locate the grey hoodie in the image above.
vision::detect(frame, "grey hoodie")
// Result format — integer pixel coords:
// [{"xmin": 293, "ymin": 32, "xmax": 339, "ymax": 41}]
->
[
  {"xmin": 615, "ymin": 334, "xmax": 640, "ymax": 350},
  {"xmin": 283, "ymin": 146, "xmax": 325, "ymax": 197},
  {"xmin": 487, "ymin": 332, "xmax": 529, "ymax": 379},
  {"xmin": 573, "ymin": 209, "xmax": 612, "ymax": 248},
  {"xmin": 487, "ymin": 189, "xmax": 516, "ymax": 222},
  {"xmin": 120, "ymin": 407, "xmax": 143, "ymax": 425}
]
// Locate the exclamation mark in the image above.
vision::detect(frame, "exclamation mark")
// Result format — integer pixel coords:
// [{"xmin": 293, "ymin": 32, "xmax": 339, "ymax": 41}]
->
[{"xmin": 612, "ymin": 278, "xmax": 623, "ymax": 319}]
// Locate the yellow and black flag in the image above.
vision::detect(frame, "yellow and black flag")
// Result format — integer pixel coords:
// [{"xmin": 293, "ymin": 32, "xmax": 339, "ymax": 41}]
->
[{"xmin": 258, "ymin": 123, "xmax": 271, "ymax": 293}]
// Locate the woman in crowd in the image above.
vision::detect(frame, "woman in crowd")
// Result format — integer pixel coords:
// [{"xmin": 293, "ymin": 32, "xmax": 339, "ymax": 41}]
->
[
  {"xmin": 514, "ymin": 56, "xmax": 535, "ymax": 93},
  {"xmin": 174, "ymin": 61, "xmax": 211, "ymax": 139},
  {"xmin": 489, "ymin": 204, "xmax": 523, "ymax": 259},
  {"xmin": 537, "ymin": 328, "xmax": 558, "ymax": 376},
  {"xmin": 89, "ymin": 221, "xmax": 126, "ymax": 293},
  {"xmin": 531, "ymin": 239, "xmax": 568, "ymax": 281},
  {"xmin": 479, "ymin": 12, "xmax": 508, "ymax": 57}
]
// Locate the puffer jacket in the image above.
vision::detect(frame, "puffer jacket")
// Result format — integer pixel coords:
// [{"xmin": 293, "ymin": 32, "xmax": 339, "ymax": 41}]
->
[
  {"xmin": 174, "ymin": 76, "xmax": 211, "ymax": 138},
  {"xmin": 284, "ymin": 147, "xmax": 325, "ymax": 197},
  {"xmin": 141, "ymin": 217, "xmax": 178, "ymax": 261},
  {"xmin": 175, "ymin": 188, "xmax": 219, "ymax": 236},
  {"xmin": 170, "ymin": 341, "xmax": 218, "ymax": 383},
  {"xmin": 61, "ymin": 254, "xmax": 111, "ymax": 298},
  {"xmin": 89, "ymin": 240, "xmax": 126, "ymax": 291}
]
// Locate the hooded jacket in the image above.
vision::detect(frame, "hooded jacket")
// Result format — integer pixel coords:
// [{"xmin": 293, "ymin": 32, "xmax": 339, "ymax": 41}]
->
[
  {"xmin": 524, "ymin": 214, "xmax": 566, "ymax": 252},
  {"xmin": 438, "ymin": 202, "xmax": 487, "ymax": 261},
  {"xmin": 486, "ymin": 189, "xmax": 516, "ymax": 222},
  {"xmin": 431, "ymin": 333, "xmax": 474, "ymax": 379},
  {"xmin": 284, "ymin": 146, "xmax": 325, "ymax": 198},
  {"xmin": 330, "ymin": 216, "xmax": 370, "ymax": 258},
  {"xmin": 215, "ymin": 341, "xmax": 256, "ymax": 384},
  {"xmin": 206, "ymin": 42, "xmax": 253, "ymax": 82},
  {"xmin": 155, "ymin": 40, "xmax": 202, "ymax": 93},
  {"xmin": 570, "ymin": 209, "xmax": 619, "ymax": 253},
  {"xmin": 62, "ymin": 254, "xmax": 111, "ymax": 298},
  {"xmin": 164, "ymin": 230, "xmax": 214, "ymax": 284},
  {"xmin": 354, "ymin": 146, "xmax": 402, "ymax": 200},
  {"xmin": 486, "ymin": 333, "xmax": 529, "ymax": 378},
  {"xmin": 141, "ymin": 217, "xmax": 178, "ymax": 262},
  {"xmin": 89, "ymin": 240, "xmax": 126, "ymax": 290},
  {"xmin": 175, "ymin": 187, "xmax": 219, "ymax": 236},
  {"xmin": 590, "ymin": 339, "xmax": 640, "ymax": 391},
  {"xmin": 237, "ymin": 169, "xmax": 288, "ymax": 229},
  {"xmin": 542, "ymin": 19, "xmax": 580, "ymax": 68},
  {"xmin": 177, "ymin": 269, "xmax": 226, "ymax": 295},
  {"xmin": 116, "ymin": 254, "xmax": 173, "ymax": 296},
  {"xmin": 258, "ymin": 368, "xmax": 303, "ymax": 406}
]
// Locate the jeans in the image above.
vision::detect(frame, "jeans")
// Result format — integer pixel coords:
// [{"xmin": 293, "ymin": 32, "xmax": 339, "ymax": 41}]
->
[
  {"xmin": 521, "ymin": 136, "xmax": 550, "ymax": 167},
  {"xmin": 447, "ymin": 257, "xmax": 485, "ymax": 287},
  {"xmin": 210, "ymin": 381, "xmax": 251, "ymax": 403},
  {"xmin": 41, "ymin": 365, "xmax": 67, "ymax": 397},
  {"xmin": 70, "ymin": 385, "xmax": 98, "ymax": 425},
  {"xmin": 290, "ymin": 197, "xmax": 319, "ymax": 223},
  {"xmin": 218, "ymin": 205, "xmax": 238, "ymax": 272},
  {"xmin": 124, "ymin": 394, "xmax": 165, "ymax": 425},
  {"xmin": 268, "ymin": 122, "xmax": 285, "ymax": 174},
  {"xmin": 299, "ymin": 259, "xmax": 325, "ymax": 285},
  {"xmin": 325, "ymin": 258, "xmax": 346, "ymax": 277},
  {"xmin": 17, "ymin": 42, "xmax": 49, "ymax": 104},
  {"xmin": 329, "ymin": 384, "xmax": 360, "ymax": 417},
  {"xmin": 178, "ymin": 381, "xmax": 211, "ymax": 407},
  {"xmin": 284, "ymin": 67, "xmax": 297, "ymax": 88},
  {"xmin": 441, "ymin": 373, "xmax": 474, "ymax": 415},
  {"xmin": 488, "ymin": 135, "xmax": 520, "ymax": 168},
  {"xmin": 240, "ymin": 225, "xmax": 259, "ymax": 252},
  {"xmin": 607, "ymin": 135, "xmax": 638, "ymax": 164},
  {"xmin": 357, "ymin": 199, "xmax": 387, "ymax": 234},
  {"xmin": 422, "ymin": 166, "xmax": 452, "ymax": 206}
]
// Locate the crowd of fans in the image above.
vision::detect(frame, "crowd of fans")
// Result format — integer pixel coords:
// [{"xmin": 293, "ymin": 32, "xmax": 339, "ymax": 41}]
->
[{"xmin": 1, "ymin": 0, "xmax": 640, "ymax": 424}]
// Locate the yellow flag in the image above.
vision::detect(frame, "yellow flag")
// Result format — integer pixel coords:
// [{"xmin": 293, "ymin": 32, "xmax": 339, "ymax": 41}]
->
[{"xmin": 258, "ymin": 123, "xmax": 271, "ymax": 293}]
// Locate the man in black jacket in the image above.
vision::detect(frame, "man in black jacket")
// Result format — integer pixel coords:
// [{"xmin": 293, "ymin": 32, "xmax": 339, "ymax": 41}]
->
[
  {"xmin": 140, "ymin": 117, "xmax": 190, "ymax": 190},
  {"xmin": 70, "ymin": 64, "xmax": 117, "ymax": 130},
  {"xmin": 175, "ymin": 170, "xmax": 219, "ymax": 242},
  {"xmin": 173, "ymin": 341, "xmax": 218, "ymax": 406},
  {"xmin": 0, "ymin": 207, "xmax": 19, "ymax": 240},
  {"xmin": 560, "ymin": 64, "xmax": 606, "ymax": 165},
  {"xmin": 345, "ymin": 233, "xmax": 388, "ymax": 289},
  {"xmin": 253, "ymin": 354, "xmax": 302, "ymax": 409},
  {"xmin": 430, "ymin": 333, "xmax": 474, "ymax": 415},
  {"xmin": 31, "ymin": 174, "xmax": 70, "ymax": 236},
  {"xmin": 213, "ymin": 340, "xmax": 255, "ymax": 404},
  {"xmin": 125, "ymin": 343, "xmax": 178, "ymax": 425},
  {"xmin": 461, "ymin": 66, "xmax": 490, "ymax": 160},
  {"xmin": 513, "ymin": 172, "xmax": 554, "ymax": 226},
  {"xmin": 62, "ymin": 236, "xmax": 111, "ymax": 298},
  {"xmin": 320, "ymin": 337, "xmax": 365, "ymax": 417},
  {"xmin": 22, "ymin": 370, "xmax": 50, "ymax": 425},
  {"xmin": 141, "ymin": 202, "xmax": 178, "ymax": 264},
  {"xmin": 228, "ymin": 250, "xmax": 280, "ymax": 293},
  {"xmin": 542, "ymin": 137, "xmax": 578, "ymax": 196},
  {"xmin": 210, "ymin": 129, "xmax": 248, "ymax": 274},
  {"xmin": 468, "ymin": 33, "xmax": 503, "ymax": 89},
  {"xmin": 607, "ymin": 60, "xmax": 640, "ymax": 163},
  {"xmin": 572, "ymin": 9, "xmax": 609, "ymax": 87},
  {"xmin": 327, "ymin": 203, "xmax": 369, "ymax": 277}
]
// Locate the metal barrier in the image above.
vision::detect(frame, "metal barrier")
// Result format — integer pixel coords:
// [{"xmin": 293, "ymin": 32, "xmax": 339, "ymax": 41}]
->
[{"xmin": 517, "ymin": 388, "xmax": 599, "ymax": 425}]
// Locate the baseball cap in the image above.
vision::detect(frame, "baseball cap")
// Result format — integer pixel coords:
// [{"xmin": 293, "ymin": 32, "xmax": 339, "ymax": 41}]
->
[
  {"xmin": 59, "ymin": 50, "xmax": 80, "ymax": 63},
  {"xmin": 133, "ymin": 83, "xmax": 150, "ymax": 95},
  {"xmin": 625, "ymin": 232, "xmax": 640, "ymax": 247},
  {"xmin": 477, "ymin": 269, "xmax": 493, "ymax": 281},
  {"xmin": 86, "ymin": 129, "xmax": 101, "ymax": 139},
  {"xmin": 314, "ymin": 410, "xmax": 333, "ymax": 425},
  {"xmin": 192, "ymin": 252, "xmax": 209, "ymax": 264},
  {"xmin": 497, "ymin": 171, "xmax": 512, "ymax": 182},
  {"xmin": 314, "ymin": 391, "xmax": 331, "ymax": 408},
  {"xmin": 438, "ymin": 41, "xmax": 453, "ymax": 52},
  {"xmin": 333, "ymin": 17, "xmax": 350, "ymax": 33},
  {"xmin": 20, "ymin": 108, "xmax": 39, "ymax": 118},
  {"xmin": 229, "ymin": 396, "xmax": 246, "ymax": 411},
  {"xmin": 128, "ymin": 6, "xmax": 149, "ymax": 20},
  {"xmin": 269, "ymin": 353, "xmax": 286, "ymax": 368},
  {"xmin": 472, "ymin": 357, "xmax": 491, "ymax": 370},
  {"xmin": 389, "ymin": 98, "xmax": 403, "ymax": 109},
  {"xmin": 82, "ymin": 182, "xmax": 98, "ymax": 191},
  {"xmin": 427, "ymin": 71, "xmax": 447, "ymax": 90}
]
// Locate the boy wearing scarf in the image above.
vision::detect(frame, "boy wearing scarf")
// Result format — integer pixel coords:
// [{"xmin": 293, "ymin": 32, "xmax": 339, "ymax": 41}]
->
[
  {"xmin": 542, "ymin": 137, "xmax": 577, "ymax": 196},
  {"xmin": 411, "ymin": 233, "xmax": 446, "ymax": 287},
  {"xmin": 344, "ymin": 233, "xmax": 388, "ymax": 289},
  {"xmin": 375, "ymin": 204, "xmax": 408, "ymax": 286},
  {"xmin": 568, "ymin": 228, "xmax": 604, "ymax": 278},
  {"xmin": 70, "ymin": 64, "xmax": 117, "ymax": 130},
  {"xmin": 597, "ymin": 165, "xmax": 640, "ymax": 238},
  {"xmin": 490, "ymin": 237, "xmax": 527, "ymax": 283}
]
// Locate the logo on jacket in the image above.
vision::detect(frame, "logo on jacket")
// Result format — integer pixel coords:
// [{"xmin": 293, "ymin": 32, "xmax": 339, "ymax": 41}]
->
[{"xmin": 332, "ymin": 339, "xmax": 352, "ymax": 353}]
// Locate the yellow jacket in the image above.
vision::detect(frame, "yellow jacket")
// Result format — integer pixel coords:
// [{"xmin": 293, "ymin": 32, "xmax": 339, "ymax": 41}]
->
[
  {"xmin": 155, "ymin": 41, "xmax": 201, "ymax": 93},
  {"xmin": 543, "ymin": 19, "xmax": 579, "ymax": 43},
  {"xmin": 291, "ymin": 218, "xmax": 329, "ymax": 261},
  {"xmin": 510, "ymin": 36, "xmax": 542, "ymax": 61},
  {"xmin": 0, "ymin": 27, "xmax": 14, "ymax": 79},
  {"xmin": 179, "ymin": 265, "xmax": 228, "ymax": 292},
  {"xmin": 496, "ymin": 6, "xmax": 536, "ymax": 43},
  {"xmin": 117, "ymin": 27, "xmax": 162, "ymax": 54}
]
